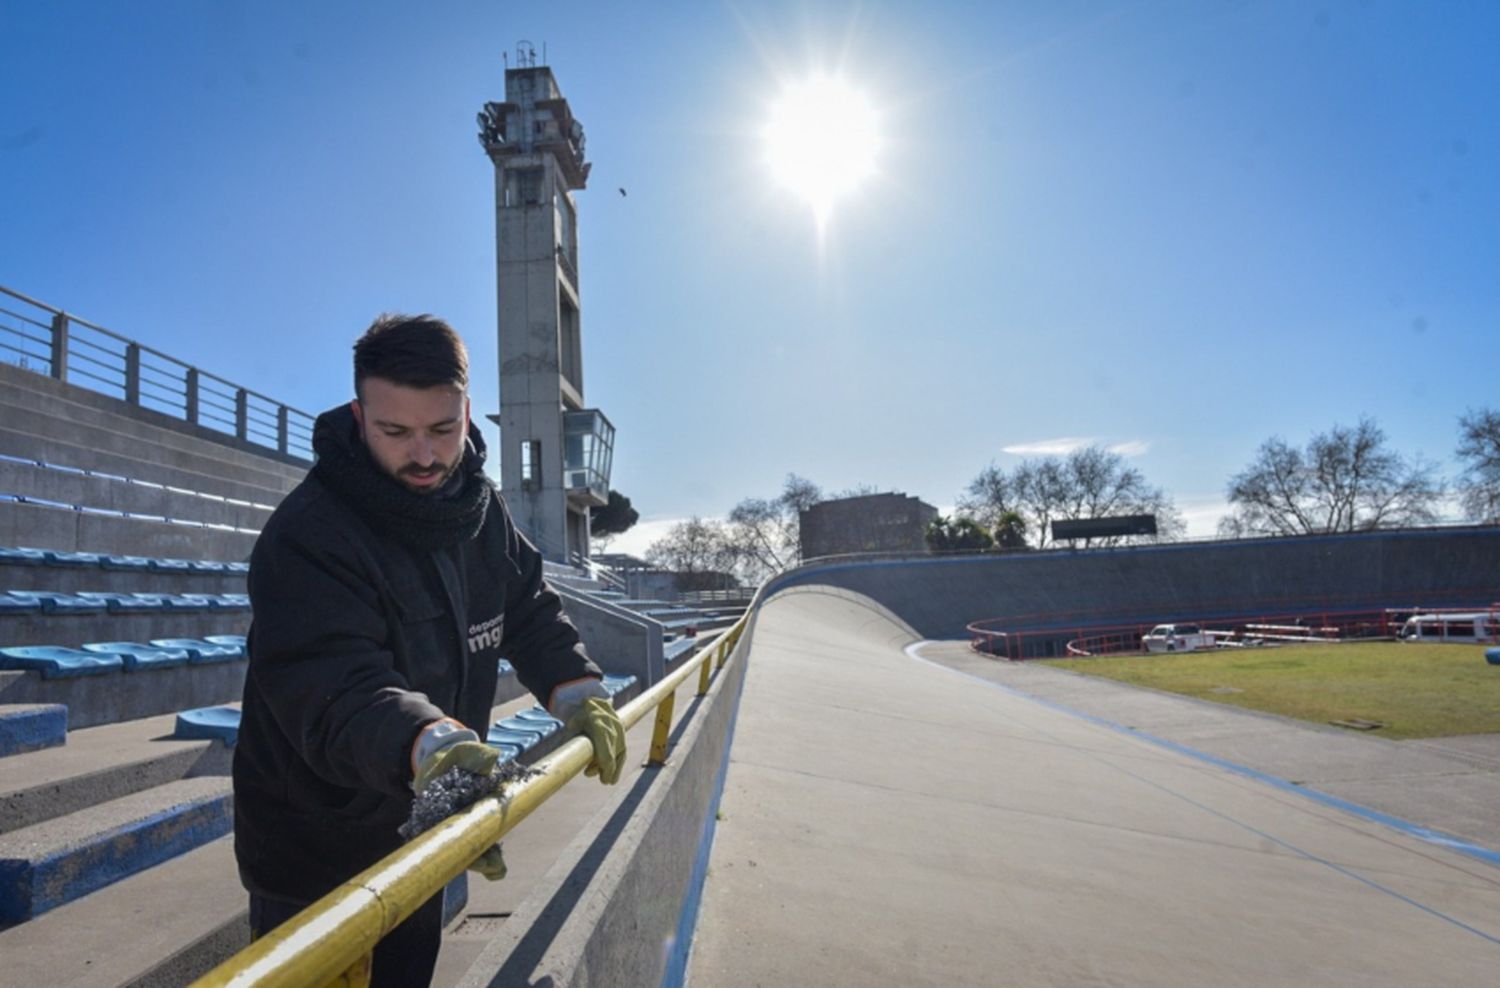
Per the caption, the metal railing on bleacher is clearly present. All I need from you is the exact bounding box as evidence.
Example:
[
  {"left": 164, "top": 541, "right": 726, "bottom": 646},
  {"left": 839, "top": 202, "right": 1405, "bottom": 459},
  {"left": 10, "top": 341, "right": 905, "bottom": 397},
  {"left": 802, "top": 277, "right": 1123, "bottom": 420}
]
[
  {"left": 0, "top": 285, "right": 315, "bottom": 463},
  {"left": 191, "top": 608, "right": 752, "bottom": 987}
]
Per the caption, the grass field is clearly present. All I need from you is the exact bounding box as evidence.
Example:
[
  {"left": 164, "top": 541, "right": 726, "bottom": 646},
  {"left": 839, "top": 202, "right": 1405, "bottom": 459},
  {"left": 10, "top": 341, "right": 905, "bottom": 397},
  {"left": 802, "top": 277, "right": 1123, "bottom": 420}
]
[{"left": 1047, "top": 641, "right": 1500, "bottom": 740}]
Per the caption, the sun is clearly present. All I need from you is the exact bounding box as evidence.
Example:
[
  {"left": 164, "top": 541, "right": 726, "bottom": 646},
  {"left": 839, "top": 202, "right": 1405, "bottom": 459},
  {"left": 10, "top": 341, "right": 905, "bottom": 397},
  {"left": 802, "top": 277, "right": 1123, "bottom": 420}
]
[{"left": 763, "top": 74, "right": 880, "bottom": 229}]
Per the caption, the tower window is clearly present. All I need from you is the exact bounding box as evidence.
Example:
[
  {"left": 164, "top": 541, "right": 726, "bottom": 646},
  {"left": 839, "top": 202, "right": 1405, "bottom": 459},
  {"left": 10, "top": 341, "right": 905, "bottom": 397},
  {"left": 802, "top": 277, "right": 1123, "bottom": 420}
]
[
  {"left": 520, "top": 439, "right": 541, "bottom": 489},
  {"left": 506, "top": 167, "right": 544, "bottom": 207}
]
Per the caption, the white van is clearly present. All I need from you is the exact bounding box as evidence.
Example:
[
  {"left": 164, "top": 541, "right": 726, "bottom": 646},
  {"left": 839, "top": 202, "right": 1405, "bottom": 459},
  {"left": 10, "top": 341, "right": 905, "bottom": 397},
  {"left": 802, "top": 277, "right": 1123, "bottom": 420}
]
[
  {"left": 1398, "top": 610, "right": 1500, "bottom": 644},
  {"left": 1141, "top": 623, "right": 1216, "bottom": 653}
]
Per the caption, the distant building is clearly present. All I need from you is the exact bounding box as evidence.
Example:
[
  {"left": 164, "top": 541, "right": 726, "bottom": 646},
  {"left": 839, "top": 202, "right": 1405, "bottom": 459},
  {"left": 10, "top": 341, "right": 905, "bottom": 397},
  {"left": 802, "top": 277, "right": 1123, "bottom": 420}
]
[{"left": 799, "top": 493, "right": 938, "bottom": 560}]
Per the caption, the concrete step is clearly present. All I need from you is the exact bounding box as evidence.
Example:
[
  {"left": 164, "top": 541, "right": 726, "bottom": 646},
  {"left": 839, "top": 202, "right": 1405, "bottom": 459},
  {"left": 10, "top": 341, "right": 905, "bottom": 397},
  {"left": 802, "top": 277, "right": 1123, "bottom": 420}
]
[
  {"left": 0, "top": 498, "right": 259, "bottom": 561},
  {"left": 0, "top": 459, "right": 273, "bottom": 531},
  {"left": 0, "top": 390, "right": 304, "bottom": 496},
  {"left": 0, "top": 834, "right": 249, "bottom": 988},
  {"left": 0, "top": 653, "right": 247, "bottom": 730},
  {"left": 0, "top": 712, "right": 226, "bottom": 834},
  {"left": 0, "top": 776, "right": 233, "bottom": 923},
  {"left": 0, "top": 704, "right": 67, "bottom": 759},
  {"left": 0, "top": 361, "right": 309, "bottom": 489},
  {"left": 0, "top": 425, "right": 292, "bottom": 509},
  {"left": 0, "top": 606, "right": 250, "bottom": 650}
]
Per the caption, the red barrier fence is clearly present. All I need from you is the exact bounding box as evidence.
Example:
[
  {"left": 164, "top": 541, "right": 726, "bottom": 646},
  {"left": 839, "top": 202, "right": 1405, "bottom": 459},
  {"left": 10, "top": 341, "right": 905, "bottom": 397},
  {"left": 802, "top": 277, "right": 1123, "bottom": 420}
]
[{"left": 969, "top": 606, "right": 1427, "bottom": 661}]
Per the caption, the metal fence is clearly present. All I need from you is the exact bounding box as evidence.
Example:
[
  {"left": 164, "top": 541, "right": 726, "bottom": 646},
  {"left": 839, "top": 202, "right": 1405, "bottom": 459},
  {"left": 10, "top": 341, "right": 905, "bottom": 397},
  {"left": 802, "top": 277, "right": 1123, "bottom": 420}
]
[{"left": 0, "top": 285, "right": 314, "bottom": 462}]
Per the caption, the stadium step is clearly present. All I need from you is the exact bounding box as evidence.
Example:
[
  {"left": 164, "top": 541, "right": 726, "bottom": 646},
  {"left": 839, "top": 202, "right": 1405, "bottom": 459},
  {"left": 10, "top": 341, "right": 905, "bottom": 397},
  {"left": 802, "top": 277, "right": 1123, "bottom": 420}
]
[
  {"left": 0, "top": 711, "right": 225, "bottom": 834},
  {"left": 0, "top": 703, "right": 66, "bottom": 758},
  {"left": 0, "top": 776, "right": 232, "bottom": 922},
  {"left": 0, "top": 833, "right": 249, "bottom": 988}
]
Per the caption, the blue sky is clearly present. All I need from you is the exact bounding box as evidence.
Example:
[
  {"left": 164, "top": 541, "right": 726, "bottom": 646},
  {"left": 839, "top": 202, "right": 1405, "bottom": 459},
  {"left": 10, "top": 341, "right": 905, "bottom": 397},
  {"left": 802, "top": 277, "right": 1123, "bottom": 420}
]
[{"left": 3, "top": 1, "right": 1497, "bottom": 555}]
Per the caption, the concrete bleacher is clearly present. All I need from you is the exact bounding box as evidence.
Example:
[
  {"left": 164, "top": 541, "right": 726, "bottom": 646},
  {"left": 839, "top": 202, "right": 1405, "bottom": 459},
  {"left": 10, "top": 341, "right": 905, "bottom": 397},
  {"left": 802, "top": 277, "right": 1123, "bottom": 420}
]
[{"left": 0, "top": 357, "right": 674, "bottom": 983}]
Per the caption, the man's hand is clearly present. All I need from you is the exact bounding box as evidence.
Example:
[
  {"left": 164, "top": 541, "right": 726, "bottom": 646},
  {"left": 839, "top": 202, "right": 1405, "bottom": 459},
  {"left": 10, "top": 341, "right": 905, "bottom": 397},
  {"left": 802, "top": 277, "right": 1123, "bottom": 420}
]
[
  {"left": 549, "top": 679, "right": 627, "bottom": 785},
  {"left": 410, "top": 718, "right": 508, "bottom": 881},
  {"left": 411, "top": 717, "right": 495, "bottom": 792},
  {"left": 571, "top": 697, "right": 626, "bottom": 784}
]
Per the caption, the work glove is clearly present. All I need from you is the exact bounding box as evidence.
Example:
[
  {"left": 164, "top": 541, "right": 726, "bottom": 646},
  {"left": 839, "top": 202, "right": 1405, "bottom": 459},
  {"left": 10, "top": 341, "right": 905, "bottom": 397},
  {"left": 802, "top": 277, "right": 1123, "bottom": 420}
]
[
  {"left": 549, "top": 678, "right": 627, "bottom": 785},
  {"left": 410, "top": 718, "right": 508, "bottom": 881}
]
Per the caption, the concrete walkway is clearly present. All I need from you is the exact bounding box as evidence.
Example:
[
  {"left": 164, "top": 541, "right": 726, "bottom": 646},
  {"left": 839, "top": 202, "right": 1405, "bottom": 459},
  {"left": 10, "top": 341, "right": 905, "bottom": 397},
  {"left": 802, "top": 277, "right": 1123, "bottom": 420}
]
[{"left": 687, "top": 585, "right": 1500, "bottom": 987}]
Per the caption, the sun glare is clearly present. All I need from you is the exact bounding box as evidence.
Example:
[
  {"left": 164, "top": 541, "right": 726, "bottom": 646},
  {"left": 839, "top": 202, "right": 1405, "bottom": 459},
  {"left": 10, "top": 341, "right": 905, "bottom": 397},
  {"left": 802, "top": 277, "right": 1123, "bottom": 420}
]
[{"left": 764, "top": 75, "right": 880, "bottom": 229}]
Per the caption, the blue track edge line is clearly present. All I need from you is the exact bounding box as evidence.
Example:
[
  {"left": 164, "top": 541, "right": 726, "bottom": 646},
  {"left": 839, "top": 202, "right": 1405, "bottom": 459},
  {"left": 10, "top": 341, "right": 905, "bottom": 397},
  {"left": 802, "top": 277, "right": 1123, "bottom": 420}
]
[
  {"left": 661, "top": 666, "right": 748, "bottom": 988},
  {"left": 905, "top": 642, "right": 1500, "bottom": 871}
]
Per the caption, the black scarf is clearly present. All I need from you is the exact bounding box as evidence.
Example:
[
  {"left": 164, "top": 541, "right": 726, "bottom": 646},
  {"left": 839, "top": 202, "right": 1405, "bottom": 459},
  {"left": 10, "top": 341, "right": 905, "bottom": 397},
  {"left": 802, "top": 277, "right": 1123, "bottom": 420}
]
[{"left": 311, "top": 404, "right": 491, "bottom": 550}]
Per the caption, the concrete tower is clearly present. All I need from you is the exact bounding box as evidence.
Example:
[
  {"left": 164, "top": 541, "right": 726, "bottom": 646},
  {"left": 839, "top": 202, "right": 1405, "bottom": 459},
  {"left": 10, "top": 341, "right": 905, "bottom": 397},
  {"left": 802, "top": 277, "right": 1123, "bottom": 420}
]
[{"left": 479, "top": 47, "right": 614, "bottom": 563}]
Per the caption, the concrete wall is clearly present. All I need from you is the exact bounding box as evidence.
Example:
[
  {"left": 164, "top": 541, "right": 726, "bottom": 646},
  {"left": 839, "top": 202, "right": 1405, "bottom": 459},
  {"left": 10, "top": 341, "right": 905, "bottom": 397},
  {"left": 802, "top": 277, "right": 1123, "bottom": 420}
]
[
  {"left": 457, "top": 621, "right": 751, "bottom": 988},
  {"left": 766, "top": 526, "right": 1500, "bottom": 640},
  {"left": 557, "top": 587, "right": 664, "bottom": 686},
  {"left": 0, "top": 661, "right": 247, "bottom": 729}
]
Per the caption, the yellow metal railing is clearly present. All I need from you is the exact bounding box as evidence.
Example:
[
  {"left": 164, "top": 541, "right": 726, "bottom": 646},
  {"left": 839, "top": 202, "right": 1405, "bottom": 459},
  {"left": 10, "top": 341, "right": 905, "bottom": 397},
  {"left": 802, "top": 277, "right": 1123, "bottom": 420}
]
[{"left": 192, "top": 614, "right": 749, "bottom": 988}]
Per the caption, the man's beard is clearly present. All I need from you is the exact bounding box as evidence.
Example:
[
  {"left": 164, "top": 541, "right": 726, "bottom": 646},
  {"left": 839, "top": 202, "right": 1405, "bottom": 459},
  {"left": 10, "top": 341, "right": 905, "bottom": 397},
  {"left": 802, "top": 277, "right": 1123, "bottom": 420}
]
[{"left": 396, "top": 456, "right": 460, "bottom": 494}]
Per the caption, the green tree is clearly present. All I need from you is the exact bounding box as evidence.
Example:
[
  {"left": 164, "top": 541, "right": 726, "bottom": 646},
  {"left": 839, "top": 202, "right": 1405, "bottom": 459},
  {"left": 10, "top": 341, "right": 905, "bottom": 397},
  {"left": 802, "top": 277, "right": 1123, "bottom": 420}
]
[
  {"left": 590, "top": 489, "right": 639, "bottom": 544},
  {"left": 926, "top": 515, "right": 994, "bottom": 552},
  {"left": 993, "top": 510, "right": 1027, "bottom": 549}
]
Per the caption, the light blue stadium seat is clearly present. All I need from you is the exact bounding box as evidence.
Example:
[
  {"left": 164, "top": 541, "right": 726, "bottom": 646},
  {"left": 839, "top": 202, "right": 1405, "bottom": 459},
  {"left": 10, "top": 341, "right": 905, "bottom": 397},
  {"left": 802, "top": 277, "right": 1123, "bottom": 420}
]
[
  {"left": 41, "top": 549, "right": 103, "bottom": 568},
  {"left": 512, "top": 707, "right": 565, "bottom": 733},
  {"left": 188, "top": 560, "right": 230, "bottom": 574},
  {"left": 225, "top": 561, "right": 251, "bottom": 574},
  {"left": 497, "top": 659, "right": 515, "bottom": 677},
  {"left": 82, "top": 641, "right": 193, "bottom": 670},
  {"left": 495, "top": 716, "right": 555, "bottom": 741},
  {"left": 0, "top": 646, "right": 124, "bottom": 678},
  {"left": 0, "top": 594, "right": 41, "bottom": 614},
  {"left": 150, "top": 638, "right": 244, "bottom": 663},
  {"left": 204, "top": 634, "right": 248, "bottom": 650},
  {"left": 101, "top": 555, "right": 154, "bottom": 572},
  {"left": 173, "top": 705, "right": 241, "bottom": 745},
  {"left": 216, "top": 593, "right": 251, "bottom": 609},
  {"left": 75, "top": 592, "right": 166, "bottom": 613},
  {"left": 5, "top": 591, "right": 107, "bottom": 614},
  {"left": 149, "top": 558, "right": 193, "bottom": 574},
  {"left": 601, "top": 674, "right": 637, "bottom": 697},
  {"left": 664, "top": 637, "right": 700, "bottom": 663},
  {"left": 131, "top": 593, "right": 212, "bottom": 611},
  {"left": 177, "top": 593, "right": 229, "bottom": 609},
  {"left": 0, "top": 547, "right": 48, "bottom": 566}
]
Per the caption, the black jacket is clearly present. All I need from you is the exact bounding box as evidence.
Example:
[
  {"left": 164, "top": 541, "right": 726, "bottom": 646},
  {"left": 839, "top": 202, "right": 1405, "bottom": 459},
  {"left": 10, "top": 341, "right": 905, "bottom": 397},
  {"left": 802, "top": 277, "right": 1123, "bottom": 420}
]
[{"left": 232, "top": 405, "right": 597, "bottom": 902}]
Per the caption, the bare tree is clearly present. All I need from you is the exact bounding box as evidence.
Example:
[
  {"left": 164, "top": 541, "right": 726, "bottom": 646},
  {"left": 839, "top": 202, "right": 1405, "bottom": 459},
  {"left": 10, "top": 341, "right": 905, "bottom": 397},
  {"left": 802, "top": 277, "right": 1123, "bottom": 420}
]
[
  {"left": 1220, "top": 417, "right": 1443, "bottom": 536},
  {"left": 644, "top": 516, "right": 736, "bottom": 590},
  {"left": 960, "top": 445, "right": 1182, "bottom": 549},
  {"left": 723, "top": 473, "right": 824, "bottom": 581},
  {"left": 1457, "top": 408, "right": 1500, "bottom": 523}
]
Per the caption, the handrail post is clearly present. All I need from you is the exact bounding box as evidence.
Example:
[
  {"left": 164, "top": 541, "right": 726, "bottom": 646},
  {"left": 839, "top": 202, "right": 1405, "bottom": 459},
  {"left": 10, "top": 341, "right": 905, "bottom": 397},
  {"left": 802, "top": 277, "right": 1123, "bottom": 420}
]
[
  {"left": 697, "top": 650, "right": 713, "bottom": 695},
  {"left": 649, "top": 689, "right": 675, "bottom": 765},
  {"left": 49, "top": 312, "right": 69, "bottom": 380},
  {"left": 277, "top": 405, "right": 290, "bottom": 454},
  {"left": 235, "top": 389, "right": 249, "bottom": 440},
  {"left": 125, "top": 343, "right": 141, "bottom": 404},
  {"left": 185, "top": 368, "right": 200, "bottom": 423}
]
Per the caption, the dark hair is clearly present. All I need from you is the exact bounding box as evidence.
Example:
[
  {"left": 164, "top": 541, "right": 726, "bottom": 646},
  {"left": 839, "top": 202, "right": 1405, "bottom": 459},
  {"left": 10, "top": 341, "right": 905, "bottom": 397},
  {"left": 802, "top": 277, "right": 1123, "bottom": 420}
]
[{"left": 353, "top": 314, "right": 470, "bottom": 398}]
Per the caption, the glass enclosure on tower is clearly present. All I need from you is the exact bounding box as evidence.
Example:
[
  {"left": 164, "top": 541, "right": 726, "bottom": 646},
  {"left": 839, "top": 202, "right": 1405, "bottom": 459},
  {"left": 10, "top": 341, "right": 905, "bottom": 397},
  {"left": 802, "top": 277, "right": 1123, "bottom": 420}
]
[{"left": 563, "top": 408, "right": 613, "bottom": 507}]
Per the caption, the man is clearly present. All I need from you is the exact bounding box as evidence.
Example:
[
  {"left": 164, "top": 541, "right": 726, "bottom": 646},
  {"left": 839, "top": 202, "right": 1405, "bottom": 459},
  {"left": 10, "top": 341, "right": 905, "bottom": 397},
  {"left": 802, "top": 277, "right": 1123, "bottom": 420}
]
[{"left": 232, "top": 314, "right": 626, "bottom": 986}]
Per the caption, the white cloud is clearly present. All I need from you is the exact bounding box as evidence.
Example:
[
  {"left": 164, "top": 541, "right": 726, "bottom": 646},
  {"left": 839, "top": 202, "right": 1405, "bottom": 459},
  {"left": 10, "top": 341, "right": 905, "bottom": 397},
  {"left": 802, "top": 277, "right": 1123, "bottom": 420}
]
[
  {"left": 1001, "top": 437, "right": 1094, "bottom": 456},
  {"left": 1177, "top": 495, "right": 1230, "bottom": 538},
  {"left": 1107, "top": 440, "right": 1151, "bottom": 457},
  {"left": 596, "top": 515, "right": 717, "bottom": 560}
]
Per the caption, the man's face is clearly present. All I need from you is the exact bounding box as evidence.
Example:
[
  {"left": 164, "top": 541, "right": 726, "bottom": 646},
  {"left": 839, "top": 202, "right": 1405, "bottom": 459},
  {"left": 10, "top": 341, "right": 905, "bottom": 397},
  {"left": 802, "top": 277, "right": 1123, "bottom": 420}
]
[{"left": 350, "top": 378, "right": 470, "bottom": 495}]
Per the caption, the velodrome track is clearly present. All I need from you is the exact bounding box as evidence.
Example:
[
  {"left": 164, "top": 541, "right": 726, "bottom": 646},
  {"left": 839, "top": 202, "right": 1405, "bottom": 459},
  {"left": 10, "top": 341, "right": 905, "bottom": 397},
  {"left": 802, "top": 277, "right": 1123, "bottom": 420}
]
[{"left": 687, "top": 586, "right": 1500, "bottom": 986}]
